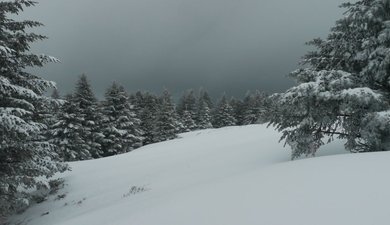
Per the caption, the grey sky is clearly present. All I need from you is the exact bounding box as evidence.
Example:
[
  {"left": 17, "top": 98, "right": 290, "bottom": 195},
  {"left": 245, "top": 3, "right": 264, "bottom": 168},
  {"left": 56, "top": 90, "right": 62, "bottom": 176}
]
[{"left": 23, "top": 0, "right": 348, "bottom": 98}]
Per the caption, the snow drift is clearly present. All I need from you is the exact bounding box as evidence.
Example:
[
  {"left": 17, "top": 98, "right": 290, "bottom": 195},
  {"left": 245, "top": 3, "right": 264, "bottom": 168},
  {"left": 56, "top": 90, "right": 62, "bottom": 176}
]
[{"left": 9, "top": 125, "right": 390, "bottom": 225}]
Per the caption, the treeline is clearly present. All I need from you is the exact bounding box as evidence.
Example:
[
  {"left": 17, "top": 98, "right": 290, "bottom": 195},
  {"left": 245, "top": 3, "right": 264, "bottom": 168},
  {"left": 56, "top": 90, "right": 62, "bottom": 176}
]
[{"left": 47, "top": 74, "right": 271, "bottom": 162}]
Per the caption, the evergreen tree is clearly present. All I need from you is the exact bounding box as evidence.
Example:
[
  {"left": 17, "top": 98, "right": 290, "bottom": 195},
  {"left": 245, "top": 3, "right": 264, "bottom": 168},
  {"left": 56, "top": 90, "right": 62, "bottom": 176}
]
[
  {"left": 213, "top": 95, "right": 237, "bottom": 128},
  {"left": 197, "top": 100, "right": 213, "bottom": 129},
  {"left": 51, "top": 75, "right": 104, "bottom": 161},
  {"left": 132, "top": 91, "right": 159, "bottom": 145},
  {"left": 229, "top": 97, "right": 244, "bottom": 125},
  {"left": 270, "top": 0, "right": 390, "bottom": 158},
  {"left": 182, "top": 110, "right": 197, "bottom": 131},
  {"left": 177, "top": 89, "right": 198, "bottom": 128},
  {"left": 153, "top": 90, "right": 181, "bottom": 142},
  {"left": 198, "top": 88, "right": 214, "bottom": 109},
  {"left": 0, "top": 1, "right": 66, "bottom": 217},
  {"left": 239, "top": 92, "right": 256, "bottom": 125},
  {"left": 50, "top": 94, "right": 92, "bottom": 161},
  {"left": 101, "top": 83, "right": 143, "bottom": 156},
  {"left": 73, "top": 74, "right": 104, "bottom": 158},
  {"left": 241, "top": 90, "right": 268, "bottom": 125}
]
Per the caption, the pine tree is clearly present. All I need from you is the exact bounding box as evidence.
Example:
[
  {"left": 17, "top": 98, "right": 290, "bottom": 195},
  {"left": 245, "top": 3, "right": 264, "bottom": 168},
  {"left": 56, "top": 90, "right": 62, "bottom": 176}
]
[
  {"left": 197, "top": 100, "right": 213, "bottom": 129},
  {"left": 74, "top": 75, "right": 104, "bottom": 158},
  {"left": 50, "top": 94, "right": 92, "bottom": 161},
  {"left": 241, "top": 90, "right": 268, "bottom": 125},
  {"left": 270, "top": 0, "right": 390, "bottom": 158},
  {"left": 153, "top": 90, "right": 181, "bottom": 142},
  {"left": 229, "top": 97, "right": 244, "bottom": 125},
  {"left": 213, "top": 95, "right": 237, "bottom": 128},
  {"left": 198, "top": 88, "right": 213, "bottom": 109},
  {"left": 182, "top": 110, "right": 197, "bottom": 131},
  {"left": 101, "top": 83, "right": 143, "bottom": 156},
  {"left": 177, "top": 89, "right": 198, "bottom": 129},
  {"left": 131, "top": 91, "right": 159, "bottom": 145},
  {"left": 0, "top": 1, "right": 67, "bottom": 217},
  {"left": 51, "top": 75, "right": 104, "bottom": 161}
]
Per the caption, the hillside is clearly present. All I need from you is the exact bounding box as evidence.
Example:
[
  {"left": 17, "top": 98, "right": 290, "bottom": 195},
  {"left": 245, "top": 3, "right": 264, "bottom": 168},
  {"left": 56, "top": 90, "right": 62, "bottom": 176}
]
[{"left": 9, "top": 125, "right": 390, "bottom": 225}]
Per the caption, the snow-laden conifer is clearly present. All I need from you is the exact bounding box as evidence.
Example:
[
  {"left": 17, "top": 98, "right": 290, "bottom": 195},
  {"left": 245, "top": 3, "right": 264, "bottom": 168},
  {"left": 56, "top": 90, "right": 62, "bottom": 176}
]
[
  {"left": 131, "top": 91, "right": 159, "bottom": 145},
  {"left": 0, "top": 1, "right": 66, "bottom": 217},
  {"left": 101, "top": 83, "right": 143, "bottom": 156},
  {"left": 197, "top": 100, "right": 213, "bottom": 129},
  {"left": 177, "top": 89, "right": 198, "bottom": 129},
  {"left": 51, "top": 75, "right": 104, "bottom": 161},
  {"left": 213, "top": 95, "right": 237, "bottom": 128},
  {"left": 153, "top": 90, "right": 181, "bottom": 142},
  {"left": 270, "top": 0, "right": 390, "bottom": 158}
]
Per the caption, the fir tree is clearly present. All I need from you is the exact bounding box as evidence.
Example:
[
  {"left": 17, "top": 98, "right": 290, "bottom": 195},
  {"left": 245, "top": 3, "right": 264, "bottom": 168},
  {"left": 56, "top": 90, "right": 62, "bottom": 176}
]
[
  {"left": 270, "top": 0, "right": 390, "bottom": 158},
  {"left": 213, "top": 95, "right": 237, "bottom": 128},
  {"left": 101, "top": 83, "right": 143, "bottom": 156},
  {"left": 132, "top": 91, "right": 159, "bottom": 145},
  {"left": 0, "top": 1, "right": 66, "bottom": 217},
  {"left": 73, "top": 74, "right": 104, "bottom": 158},
  {"left": 177, "top": 89, "right": 198, "bottom": 129},
  {"left": 229, "top": 97, "right": 244, "bottom": 125},
  {"left": 153, "top": 90, "right": 181, "bottom": 142},
  {"left": 51, "top": 75, "right": 104, "bottom": 161},
  {"left": 182, "top": 110, "right": 197, "bottom": 131},
  {"left": 197, "top": 100, "right": 213, "bottom": 129},
  {"left": 198, "top": 88, "right": 213, "bottom": 109},
  {"left": 50, "top": 94, "right": 92, "bottom": 161}
]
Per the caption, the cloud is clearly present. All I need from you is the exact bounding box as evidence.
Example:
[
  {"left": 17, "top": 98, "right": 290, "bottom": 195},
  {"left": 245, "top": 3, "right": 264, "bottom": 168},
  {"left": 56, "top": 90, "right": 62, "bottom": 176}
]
[{"left": 25, "top": 0, "right": 346, "bottom": 98}]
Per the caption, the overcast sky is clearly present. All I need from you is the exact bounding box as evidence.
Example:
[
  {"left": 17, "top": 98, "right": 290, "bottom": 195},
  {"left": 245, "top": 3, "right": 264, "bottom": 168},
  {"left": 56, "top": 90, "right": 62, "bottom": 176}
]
[{"left": 23, "top": 0, "right": 348, "bottom": 98}]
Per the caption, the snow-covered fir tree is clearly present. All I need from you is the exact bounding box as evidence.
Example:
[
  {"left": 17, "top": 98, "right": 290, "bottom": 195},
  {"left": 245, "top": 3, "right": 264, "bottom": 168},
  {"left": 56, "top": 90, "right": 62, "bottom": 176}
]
[
  {"left": 270, "top": 0, "right": 390, "bottom": 158},
  {"left": 229, "top": 97, "right": 244, "bottom": 125},
  {"left": 0, "top": 1, "right": 67, "bottom": 218},
  {"left": 51, "top": 75, "right": 104, "bottom": 161},
  {"left": 101, "top": 83, "right": 143, "bottom": 156},
  {"left": 213, "top": 95, "right": 237, "bottom": 128},
  {"left": 153, "top": 90, "right": 181, "bottom": 142},
  {"left": 73, "top": 75, "right": 105, "bottom": 158},
  {"left": 177, "top": 89, "right": 198, "bottom": 129},
  {"left": 131, "top": 91, "right": 159, "bottom": 145},
  {"left": 241, "top": 91, "right": 268, "bottom": 125},
  {"left": 50, "top": 94, "right": 92, "bottom": 161},
  {"left": 182, "top": 110, "right": 197, "bottom": 131},
  {"left": 198, "top": 88, "right": 213, "bottom": 109},
  {"left": 196, "top": 100, "right": 213, "bottom": 129}
]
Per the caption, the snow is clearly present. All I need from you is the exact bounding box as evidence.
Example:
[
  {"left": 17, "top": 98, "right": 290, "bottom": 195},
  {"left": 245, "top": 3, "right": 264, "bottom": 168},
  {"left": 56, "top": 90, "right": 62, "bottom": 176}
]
[{"left": 9, "top": 125, "right": 390, "bottom": 225}]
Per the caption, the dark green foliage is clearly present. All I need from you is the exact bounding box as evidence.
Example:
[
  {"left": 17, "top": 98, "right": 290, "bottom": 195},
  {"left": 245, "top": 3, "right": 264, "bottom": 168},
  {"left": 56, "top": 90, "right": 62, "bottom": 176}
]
[
  {"left": 0, "top": 1, "right": 67, "bottom": 218},
  {"left": 270, "top": 0, "right": 390, "bottom": 158},
  {"left": 51, "top": 75, "right": 104, "bottom": 161},
  {"left": 213, "top": 95, "right": 237, "bottom": 128},
  {"left": 101, "top": 83, "right": 143, "bottom": 156},
  {"left": 152, "top": 90, "right": 181, "bottom": 142}
]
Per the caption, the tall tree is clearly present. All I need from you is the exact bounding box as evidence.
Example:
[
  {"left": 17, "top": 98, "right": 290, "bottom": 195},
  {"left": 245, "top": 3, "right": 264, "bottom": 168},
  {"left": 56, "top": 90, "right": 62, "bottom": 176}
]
[
  {"left": 101, "top": 83, "right": 143, "bottom": 156},
  {"left": 197, "top": 100, "right": 213, "bottom": 129},
  {"left": 131, "top": 91, "right": 159, "bottom": 145},
  {"left": 0, "top": 1, "right": 66, "bottom": 217},
  {"left": 73, "top": 74, "right": 104, "bottom": 158},
  {"left": 51, "top": 75, "right": 104, "bottom": 161},
  {"left": 153, "top": 90, "right": 181, "bottom": 142},
  {"left": 177, "top": 89, "right": 198, "bottom": 129},
  {"left": 50, "top": 94, "right": 92, "bottom": 161},
  {"left": 213, "top": 95, "right": 237, "bottom": 128},
  {"left": 270, "top": 0, "right": 390, "bottom": 158}
]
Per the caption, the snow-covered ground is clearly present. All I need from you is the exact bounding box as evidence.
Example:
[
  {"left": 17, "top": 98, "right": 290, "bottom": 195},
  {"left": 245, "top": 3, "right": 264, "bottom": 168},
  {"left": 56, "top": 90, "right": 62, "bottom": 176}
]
[{"left": 9, "top": 125, "right": 390, "bottom": 225}]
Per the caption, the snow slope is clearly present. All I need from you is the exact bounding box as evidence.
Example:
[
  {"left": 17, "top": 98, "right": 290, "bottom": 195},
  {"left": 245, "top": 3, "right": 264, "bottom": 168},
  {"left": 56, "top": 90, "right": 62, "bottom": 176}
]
[{"left": 9, "top": 125, "right": 390, "bottom": 225}]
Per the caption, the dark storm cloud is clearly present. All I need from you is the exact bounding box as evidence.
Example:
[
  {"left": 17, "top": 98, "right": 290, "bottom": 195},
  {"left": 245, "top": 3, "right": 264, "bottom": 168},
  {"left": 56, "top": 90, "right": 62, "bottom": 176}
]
[{"left": 23, "top": 0, "right": 347, "bottom": 98}]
